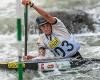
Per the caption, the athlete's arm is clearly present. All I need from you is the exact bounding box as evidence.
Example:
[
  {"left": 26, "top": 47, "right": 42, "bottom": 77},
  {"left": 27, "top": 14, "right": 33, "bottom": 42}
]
[
  {"left": 22, "top": 0, "right": 56, "bottom": 24},
  {"left": 31, "top": 4, "right": 56, "bottom": 24}
]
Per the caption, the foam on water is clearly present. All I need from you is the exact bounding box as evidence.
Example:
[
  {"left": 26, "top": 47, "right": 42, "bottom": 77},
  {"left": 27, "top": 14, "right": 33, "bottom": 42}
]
[
  {"left": 0, "top": 0, "right": 15, "bottom": 8},
  {"left": 0, "top": 33, "right": 100, "bottom": 79},
  {"left": 0, "top": 32, "right": 100, "bottom": 80},
  {"left": 0, "top": 0, "right": 100, "bottom": 80}
]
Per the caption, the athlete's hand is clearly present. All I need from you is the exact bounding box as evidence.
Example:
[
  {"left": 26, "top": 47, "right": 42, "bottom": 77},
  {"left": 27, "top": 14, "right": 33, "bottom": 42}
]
[
  {"left": 22, "top": 0, "right": 34, "bottom": 7},
  {"left": 22, "top": 0, "right": 30, "bottom": 5},
  {"left": 23, "top": 55, "right": 33, "bottom": 61}
]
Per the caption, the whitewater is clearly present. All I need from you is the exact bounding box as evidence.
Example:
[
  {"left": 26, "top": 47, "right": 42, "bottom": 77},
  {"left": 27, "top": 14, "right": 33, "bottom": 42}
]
[{"left": 0, "top": 0, "right": 100, "bottom": 80}]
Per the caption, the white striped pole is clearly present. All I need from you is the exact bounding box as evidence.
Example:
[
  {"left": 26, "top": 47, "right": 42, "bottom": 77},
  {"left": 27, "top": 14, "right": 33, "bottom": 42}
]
[{"left": 16, "top": 0, "right": 23, "bottom": 80}]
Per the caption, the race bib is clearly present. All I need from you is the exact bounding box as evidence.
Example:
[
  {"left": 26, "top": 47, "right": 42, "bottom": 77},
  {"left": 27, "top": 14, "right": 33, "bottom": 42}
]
[{"left": 48, "top": 38, "right": 61, "bottom": 49}]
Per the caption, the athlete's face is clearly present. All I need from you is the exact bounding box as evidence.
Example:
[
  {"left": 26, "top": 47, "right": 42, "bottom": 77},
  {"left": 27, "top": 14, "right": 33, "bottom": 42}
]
[{"left": 40, "top": 23, "right": 52, "bottom": 35}]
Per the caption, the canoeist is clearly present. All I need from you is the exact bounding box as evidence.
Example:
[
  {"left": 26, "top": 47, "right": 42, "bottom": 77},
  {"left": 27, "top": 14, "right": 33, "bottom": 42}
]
[{"left": 22, "top": 0, "right": 83, "bottom": 60}]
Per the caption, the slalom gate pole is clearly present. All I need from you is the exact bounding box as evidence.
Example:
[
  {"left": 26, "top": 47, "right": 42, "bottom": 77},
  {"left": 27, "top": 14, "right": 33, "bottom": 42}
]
[{"left": 16, "top": 0, "right": 23, "bottom": 80}]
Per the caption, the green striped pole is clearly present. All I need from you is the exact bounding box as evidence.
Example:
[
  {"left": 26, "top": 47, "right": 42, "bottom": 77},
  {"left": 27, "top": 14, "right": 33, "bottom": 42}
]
[{"left": 16, "top": 0, "right": 23, "bottom": 80}]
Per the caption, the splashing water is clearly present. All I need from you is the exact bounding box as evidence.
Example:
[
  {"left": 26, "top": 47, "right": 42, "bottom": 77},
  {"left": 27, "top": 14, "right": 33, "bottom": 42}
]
[{"left": 0, "top": 0, "right": 100, "bottom": 80}]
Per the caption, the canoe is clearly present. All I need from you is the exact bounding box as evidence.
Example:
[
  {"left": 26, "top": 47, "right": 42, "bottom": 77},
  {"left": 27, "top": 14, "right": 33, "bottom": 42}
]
[{"left": 0, "top": 58, "right": 100, "bottom": 71}]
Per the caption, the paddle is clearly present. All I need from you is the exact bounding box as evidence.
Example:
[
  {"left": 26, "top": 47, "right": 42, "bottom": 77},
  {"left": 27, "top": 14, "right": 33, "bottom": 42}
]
[
  {"left": 23, "top": 0, "right": 35, "bottom": 59},
  {"left": 24, "top": 4, "right": 28, "bottom": 56},
  {"left": 16, "top": 0, "right": 23, "bottom": 80}
]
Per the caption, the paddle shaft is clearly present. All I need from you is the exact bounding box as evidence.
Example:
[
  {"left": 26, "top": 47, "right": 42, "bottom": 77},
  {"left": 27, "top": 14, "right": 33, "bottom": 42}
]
[{"left": 24, "top": 5, "right": 28, "bottom": 56}]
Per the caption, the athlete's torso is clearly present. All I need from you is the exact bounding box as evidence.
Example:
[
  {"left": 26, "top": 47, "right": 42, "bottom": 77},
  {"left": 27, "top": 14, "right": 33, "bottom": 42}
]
[
  {"left": 43, "top": 33, "right": 80, "bottom": 57},
  {"left": 37, "top": 18, "right": 80, "bottom": 57}
]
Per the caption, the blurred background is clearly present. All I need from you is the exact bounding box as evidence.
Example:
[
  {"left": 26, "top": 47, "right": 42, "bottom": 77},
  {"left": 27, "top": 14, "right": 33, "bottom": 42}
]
[{"left": 0, "top": 0, "right": 100, "bottom": 34}]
